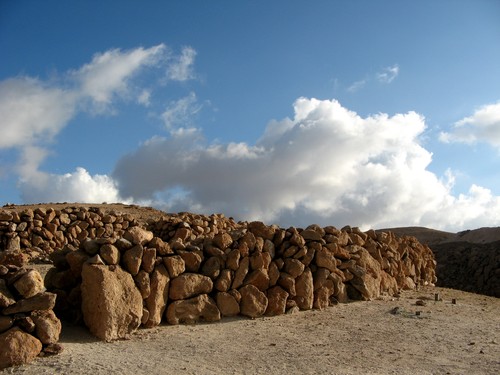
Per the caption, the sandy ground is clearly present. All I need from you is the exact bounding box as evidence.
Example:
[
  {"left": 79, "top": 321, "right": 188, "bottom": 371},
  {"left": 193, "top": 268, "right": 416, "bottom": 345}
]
[{"left": 3, "top": 287, "right": 499, "bottom": 375}]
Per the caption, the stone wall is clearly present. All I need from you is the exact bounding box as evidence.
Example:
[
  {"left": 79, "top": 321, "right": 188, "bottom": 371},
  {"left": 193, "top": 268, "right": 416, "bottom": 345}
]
[
  {"left": 0, "top": 206, "right": 437, "bottom": 368},
  {"left": 0, "top": 265, "right": 62, "bottom": 369}
]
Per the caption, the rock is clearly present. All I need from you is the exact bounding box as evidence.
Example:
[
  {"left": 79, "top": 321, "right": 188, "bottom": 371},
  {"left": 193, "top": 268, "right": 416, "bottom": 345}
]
[
  {"left": 212, "top": 232, "right": 233, "bottom": 250},
  {"left": 124, "top": 227, "right": 154, "bottom": 245},
  {"left": 163, "top": 256, "right": 185, "bottom": 278},
  {"left": 7, "top": 236, "right": 21, "bottom": 252},
  {"left": 201, "top": 256, "right": 222, "bottom": 279},
  {"left": 43, "top": 343, "right": 64, "bottom": 356},
  {"left": 300, "top": 229, "right": 324, "bottom": 242},
  {"left": 3, "top": 292, "right": 56, "bottom": 315},
  {"left": 178, "top": 252, "right": 202, "bottom": 272},
  {"left": 315, "top": 246, "right": 338, "bottom": 272},
  {"left": 148, "top": 237, "right": 173, "bottom": 256},
  {"left": 214, "top": 269, "right": 232, "bottom": 292},
  {"left": 141, "top": 247, "right": 156, "bottom": 273},
  {"left": 250, "top": 252, "right": 272, "bottom": 270},
  {"left": 0, "top": 327, "right": 42, "bottom": 369},
  {"left": 231, "top": 256, "right": 249, "bottom": 289},
  {"left": 123, "top": 245, "right": 143, "bottom": 276},
  {"left": 166, "top": 294, "right": 220, "bottom": 325},
  {"left": 81, "top": 264, "right": 143, "bottom": 341},
  {"left": 13, "top": 269, "right": 45, "bottom": 299},
  {"left": 247, "top": 221, "right": 275, "bottom": 241},
  {"left": 265, "top": 286, "right": 289, "bottom": 316},
  {"left": 0, "top": 316, "right": 13, "bottom": 333},
  {"left": 99, "top": 244, "right": 120, "bottom": 265},
  {"left": 244, "top": 269, "right": 270, "bottom": 291},
  {"left": 0, "top": 279, "right": 16, "bottom": 308},
  {"left": 144, "top": 264, "right": 170, "bottom": 328},
  {"left": 239, "top": 284, "right": 268, "bottom": 318},
  {"left": 216, "top": 292, "right": 240, "bottom": 317},
  {"left": 294, "top": 268, "right": 314, "bottom": 310},
  {"left": 81, "top": 238, "right": 100, "bottom": 255},
  {"left": 66, "top": 250, "right": 90, "bottom": 275},
  {"left": 31, "top": 310, "right": 62, "bottom": 345},
  {"left": 283, "top": 258, "right": 305, "bottom": 278},
  {"left": 134, "top": 270, "right": 151, "bottom": 299},
  {"left": 348, "top": 248, "right": 382, "bottom": 300},
  {"left": 169, "top": 273, "right": 213, "bottom": 300},
  {"left": 278, "top": 273, "right": 296, "bottom": 296},
  {"left": 226, "top": 249, "right": 241, "bottom": 271}
]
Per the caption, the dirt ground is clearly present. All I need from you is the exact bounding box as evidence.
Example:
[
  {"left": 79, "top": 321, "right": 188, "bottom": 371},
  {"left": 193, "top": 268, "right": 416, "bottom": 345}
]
[{"left": 3, "top": 286, "right": 499, "bottom": 375}]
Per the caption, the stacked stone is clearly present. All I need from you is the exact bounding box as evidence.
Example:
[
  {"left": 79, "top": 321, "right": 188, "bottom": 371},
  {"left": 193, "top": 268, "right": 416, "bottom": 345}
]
[
  {"left": 0, "top": 207, "right": 139, "bottom": 265},
  {"left": 0, "top": 265, "right": 62, "bottom": 369},
  {"left": 45, "top": 215, "right": 436, "bottom": 342}
]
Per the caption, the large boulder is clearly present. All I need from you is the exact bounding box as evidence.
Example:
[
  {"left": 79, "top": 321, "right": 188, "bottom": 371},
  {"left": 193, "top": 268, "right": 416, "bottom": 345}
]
[
  {"left": 294, "top": 268, "right": 314, "bottom": 310},
  {"left": 169, "top": 273, "right": 213, "bottom": 300},
  {"left": 347, "top": 248, "right": 382, "bottom": 300},
  {"left": 31, "top": 310, "right": 62, "bottom": 345},
  {"left": 81, "top": 263, "right": 143, "bottom": 341},
  {"left": 0, "top": 327, "right": 42, "bottom": 369},
  {"left": 166, "top": 294, "right": 220, "bottom": 325},
  {"left": 265, "top": 286, "right": 289, "bottom": 316},
  {"left": 239, "top": 284, "right": 268, "bottom": 318},
  {"left": 13, "top": 269, "right": 45, "bottom": 298},
  {"left": 144, "top": 265, "right": 170, "bottom": 328}
]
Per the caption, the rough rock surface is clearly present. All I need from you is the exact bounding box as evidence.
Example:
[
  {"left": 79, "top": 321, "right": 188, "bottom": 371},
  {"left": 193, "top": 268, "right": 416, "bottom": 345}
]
[
  {"left": 166, "top": 294, "right": 220, "bottom": 325},
  {"left": 0, "top": 327, "right": 42, "bottom": 370}
]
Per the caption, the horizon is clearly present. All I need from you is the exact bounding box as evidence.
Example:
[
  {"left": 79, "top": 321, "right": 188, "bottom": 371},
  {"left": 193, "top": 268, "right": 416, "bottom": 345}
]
[{"left": 1, "top": 1, "right": 500, "bottom": 231}]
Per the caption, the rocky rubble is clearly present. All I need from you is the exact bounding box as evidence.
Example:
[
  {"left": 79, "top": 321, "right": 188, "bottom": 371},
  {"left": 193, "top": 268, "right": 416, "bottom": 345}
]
[{"left": 0, "top": 265, "right": 62, "bottom": 369}]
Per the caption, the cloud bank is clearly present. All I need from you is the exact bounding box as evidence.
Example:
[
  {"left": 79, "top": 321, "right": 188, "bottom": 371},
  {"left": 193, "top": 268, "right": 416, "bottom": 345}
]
[{"left": 113, "top": 98, "right": 500, "bottom": 231}]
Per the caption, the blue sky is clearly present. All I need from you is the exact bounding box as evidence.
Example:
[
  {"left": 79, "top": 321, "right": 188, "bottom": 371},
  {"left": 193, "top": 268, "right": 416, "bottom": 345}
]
[{"left": 1, "top": 0, "right": 500, "bottom": 231}]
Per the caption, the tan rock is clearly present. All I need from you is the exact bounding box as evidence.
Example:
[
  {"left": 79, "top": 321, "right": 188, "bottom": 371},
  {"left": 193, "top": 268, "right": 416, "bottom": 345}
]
[
  {"left": 268, "top": 261, "right": 280, "bottom": 287},
  {"left": 212, "top": 232, "right": 233, "bottom": 250},
  {"left": 265, "top": 286, "right": 289, "bottom": 316},
  {"left": 99, "top": 244, "right": 120, "bottom": 265},
  {"left": 66, "top": 250, "right": 90, "bottom": 275},
  {"left": 81, "top": 264, "right": 143, "bottom": 341},
  {"left": 141, "top": 247, "right": 156, "bottom": 273},
  {"left": 300, "top": 229, "right": 324, "bottom": 242},
  {"left": 315, "top": 246, "right": 338, "bottom": 272},
  {"left": 247, "top": 221, "right": 275, "bottom": 241},
  {"left": 216, "top": 292, "right": 240, "bottom": 317},
  {"left": 166, "top": 294, "right": 220, "bottom": 325},
  {"left": 201, "top": 256, "right": 222, "bottom": 279},
  {"left": 3, "top": 292, "right": 56, "bottom": 315},
  {"left": 169, "top": 273, "right": 213, "bottom": 300},
  {"left": 226, "top": 249, "right": 241, "bottom": 271},
  {"left": 347, "top": 248, "right": 382, "bottom": 300},
  {"left": 31, "top": 310, "right": 62, "bottom": 344},
  {"left": 0, "top": 327, "right": 42, "bottom": 369},
  {"left": 163, "top": 256, "right": 186, "bottom": 278},
  {"left": 278, "top": 272, "right": 296, "bottom": 296},
  {"left": 239, "top": 284, "right": 268, "bottom": 318},
  {"left": 294, "top": 268, "right": 313, "bottom": 310},
  {"left": 244, "top": 269, "right": 270, "bottom": 291},
  {"left": 250, "top": 252, "right": 272, "bottom": 270},
  {"left": 134, "top": 270, "right": 151, "bottom": 299},
  {"left": 178, "top": 252, "right": 202, "bottom": 272},
  {"left": 283, "top": 258, "right": 305, "bottom": 278},
  {"left": 231, "top": 256, "right": 250, "bottom": 289},
  {"left": 145, "top": 264, "right": 170, "bottom": 328},
  {"left": 123, "top": 244, "right": 143, "bottom": 276},
  {"left": 214, "top": 269, "right": 232, "bottom": 292},
  {"left": 124, "top": 226, "right": 154, "bottom": 245}
]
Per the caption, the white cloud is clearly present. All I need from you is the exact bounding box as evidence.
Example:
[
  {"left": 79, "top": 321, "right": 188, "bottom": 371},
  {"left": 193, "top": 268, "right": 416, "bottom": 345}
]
[
  {"left": 165, "top": 46, "right": 197, "bottom": 82},
  {"left": 439, "top": 102, "right": 500, "bottom": 147},
  {"left": 161, "top": 92, "right": 202, "bottom": 131},
  {"left": 376, "top": 64, "right": 399, "bottom": 83},
  {"left": 113, "top": 97, "right": 500, "bottom": 231},
  {"left": 137, "top": 89, "right": 152, "bottom": 106},
  {"left": 347, "top": 79, "right": 366, "bottom": 93},
  {"left": 19, "top": 167, "right": 123, "bottom": 204},
  {"left": 73, "top": 44, "right": 166, "bottom": 112},
  {"left": 0, "top": 77, "right": 77, "bottom": 149}
]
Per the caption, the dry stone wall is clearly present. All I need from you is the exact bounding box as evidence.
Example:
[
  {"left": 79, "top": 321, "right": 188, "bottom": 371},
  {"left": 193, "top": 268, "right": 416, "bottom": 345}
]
[{"left": 0, "top": 265, "right": 62, "bottom": 369}]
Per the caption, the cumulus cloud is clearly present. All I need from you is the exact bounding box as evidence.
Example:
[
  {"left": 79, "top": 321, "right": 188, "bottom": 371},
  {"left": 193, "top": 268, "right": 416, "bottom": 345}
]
[
  {"left": 439, "top": 102, "right": 500, "bottom": 147},
  {"left": 165, "top": 46, "right": 197, "bottom": 82},
  {"left": 376, "top": 64, "right": 399, "bottom": 83},
  {"left": 18, "top": 167, "right": 123, "bottom": 204},
  {"left": 113, "top": 97, "right": 500, "bottom": 231}
]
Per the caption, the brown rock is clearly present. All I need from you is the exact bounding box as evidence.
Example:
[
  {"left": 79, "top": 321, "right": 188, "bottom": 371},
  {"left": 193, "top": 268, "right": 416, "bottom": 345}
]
[
  {"left": 0, "top": 327, "right": 42, "bottom": 369},
  {"left": 99, "top": 244, "right": 120, "bottom": 265},
  {"left": 265, "top": 286, "right": 289, "bottom": 316},
  {"left": 278, "top": 273, "right": 296, "bottom": 296},
  {"left": 66, "top": 250, "right": 90, "bottom": 275},
  {"left": 247, "top": 221, "right": 276, "bottom": 241},
  {"left": 163, "top": 256, "right": 186, "bottom": 278},
  {"left": 81, "top": 264, "right": 143, "bottom": 341},
  {"left": 294, "top": 268, "right": 313, "bottom": 310},
  {"left": 216, "top": 292, "right": 240, "bottom": 317},
  {"left": 201, "top": 256, "right": 222, "bottom": 280},
  {"left": 268, "top": 261, "right": 280, "bottom": 287},
  {"left": 244, "top": 269, "right": 270, "bottom": 291},
  {"left": 148, "top": 237, "right": 173, "bottom": 256},
  {"left": 0, "top": 279, "right": 15, "bottom": 308},
  {"left": 0, "top": 316, "right": 13, "bottom": 333},
  {"left": 325, "top": 243, "right": 351, "bottom": 260},
  {"left": 145, "top": 264, "right": 170, "bottom": 328},
  {"left": 283, "top": 258, "right": 305, "bottom": 278},
  {"left": 214, "top": 269, "right": 232, "bottom": 292},
  {"left": 134, "top": 270, "right": 151, "bottom": 299},
  {"left": 31, "top": 310, "right": 62, "bottom": 345},
  {"left": 42, "top": 343, "right": 64, "bottom": 356},
  {"left": 123, "top": 244, "right": 143, "bottom": 276},
  {"left": 178, "top": 252, "right": 202, "bottom": 272},
  {"left": 239, "top": 284, "right": 268, "bottom": 318},
  {"left": 250, "top": 252, "right": 272, "bottom": 270},
  {"left": 347, "top": 248, "right": 382, "bottom": 300},
  {"left": 169, "top": 273, "right": 213, "bottom": 300},
  {"left": 124, "top": 226, "right": 154, "bottom": 245},
  {"left": 212, "top": 232, "right": 233, "bottom": 250},
  {"left": 166, "top": 294, "right": 220, "bottom": 325},
  {"left": 141, "top": 247, "right": 156, "bottom": 273},
  {"left": 3, "top": 292, "right": 56, "bottom": 315},
  {"left": 300, "top": 229, "right": 324, "bottom": 242},
  {"left": 315, "top": 246, "right": 338, "bottom": 272},
  {"left": 226, "top": 249, "right": 241, "bottom": 271},
  {"left": 231, "top": 256, "right": 250, "bottom": 290}
]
